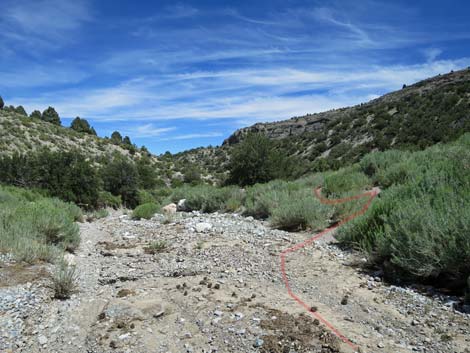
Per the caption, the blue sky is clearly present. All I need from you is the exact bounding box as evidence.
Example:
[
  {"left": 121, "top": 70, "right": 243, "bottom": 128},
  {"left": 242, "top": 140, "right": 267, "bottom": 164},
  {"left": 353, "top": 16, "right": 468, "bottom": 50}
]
[{"left": 1, "top": 0, "right": 470, "bottom": 154}]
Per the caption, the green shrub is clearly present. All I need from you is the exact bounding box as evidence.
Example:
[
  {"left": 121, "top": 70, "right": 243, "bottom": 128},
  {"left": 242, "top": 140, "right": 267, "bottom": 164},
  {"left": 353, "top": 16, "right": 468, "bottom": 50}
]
[
  {"left": 52, "top": 261, "right": 78, "bottom": 299},
  {"left": 168, "top": 185, "right": 242, "bottom": 213},
  {"left": 338, "top": 134, "right": 470, "bottom": 289},
  {"left": 270, "top": 188, "right": 333, "bottom": 231},
  {"left": 244, "top": 180, "right": 290, "bottom": 219},
  {"left": 137, "top": 189, "right": 156, "bottom": 205},
  {"left": 144, "top": 240, "right": 168, "bottom": 254},
  {"left": 98, "top": 191, "right": 121, "bottom": 209},
  {"left": 0, "top": 186, "right": 81, "bottom": 262},
  {"left": 132, "top": 202, "right": 160, "bottom": 220},
  {"left": 323, "top": 166, "right": 371, "bottom": 196},
  {"left": 91, "top": 209, "right": 109, "bottom": 220},
  {"left": 359, "top": 150, "right": 409, "bottom": 181}
]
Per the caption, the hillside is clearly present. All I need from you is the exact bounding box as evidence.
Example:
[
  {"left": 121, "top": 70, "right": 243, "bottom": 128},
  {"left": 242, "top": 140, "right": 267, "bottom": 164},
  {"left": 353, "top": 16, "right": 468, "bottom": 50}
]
[
  {"left": 0, "top": 109, "right": 148, "bottom": 162},
  {"left": 174, "top": 68, "right": 470, "bottom": 180}
]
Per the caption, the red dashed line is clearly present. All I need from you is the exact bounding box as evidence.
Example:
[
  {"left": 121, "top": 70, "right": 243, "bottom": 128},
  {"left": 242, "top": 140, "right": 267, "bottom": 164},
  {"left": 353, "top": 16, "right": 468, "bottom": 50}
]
[{"left": 280, "top": 187, "right": 379, "bottom": 350}]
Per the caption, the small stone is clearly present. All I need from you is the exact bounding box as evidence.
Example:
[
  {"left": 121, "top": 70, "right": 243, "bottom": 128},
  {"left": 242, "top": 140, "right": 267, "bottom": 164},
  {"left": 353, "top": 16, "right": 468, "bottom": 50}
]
[
  {"left": 38, "top": 335, "right": 48, "bottom": 345},
  {"left": 234, "top": 312, "right": 244, "bottom": 320},
  {"left": 213, "top": 283, "right": 220, "bottom": 290},
  {"left": 237, "top": 328, "right": 246, "bottom": 335},
  {"left": 377, "top": 342, "right": 385, "bottom": 348},
  {"left": 253, "top": 338, "right": 264, "bottom": 348},
  {"left": 117, "top": 289, "right": 134, "bottom": 298},
  {"left": 341, "top": 296, "right": 348, "bottom": 305},
  {"left": 214, "top": 310, "right": 223, "bottom": 317}
]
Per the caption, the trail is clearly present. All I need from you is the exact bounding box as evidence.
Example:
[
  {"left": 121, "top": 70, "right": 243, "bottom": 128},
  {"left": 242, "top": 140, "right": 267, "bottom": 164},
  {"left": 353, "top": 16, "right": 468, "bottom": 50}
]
[{"left": 280, "top": 187, "right": 379, "bottom": 350}]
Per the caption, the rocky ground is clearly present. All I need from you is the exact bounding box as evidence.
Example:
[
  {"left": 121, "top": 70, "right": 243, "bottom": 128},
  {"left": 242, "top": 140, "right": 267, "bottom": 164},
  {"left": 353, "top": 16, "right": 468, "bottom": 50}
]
[{"left": 1, "top": 210, "right": 469, "bottom": 353}]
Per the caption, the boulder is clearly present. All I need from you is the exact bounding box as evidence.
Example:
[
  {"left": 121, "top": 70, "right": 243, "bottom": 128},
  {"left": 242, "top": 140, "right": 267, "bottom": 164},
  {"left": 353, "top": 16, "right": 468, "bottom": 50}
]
[
  {"left": 162, "top": 203, "right": 177, "bottom": 214},
  {"left": 177, "top": 199, "right": 189, "bottom": 212}
]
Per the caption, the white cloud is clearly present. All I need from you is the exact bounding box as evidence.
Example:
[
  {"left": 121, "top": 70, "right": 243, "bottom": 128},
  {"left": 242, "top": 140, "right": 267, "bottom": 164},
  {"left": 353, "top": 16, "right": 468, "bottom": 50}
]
[
  {"left": 13, "top": 58, "right": 469, "bottom": 125},
  {"left": 0, "top": 0, "right": 92, "bottom": 49},
  {"left": 423, "top": 48, "right": 443, "bottom": 62},
  {"left": 161, "top": 132, "right": 224, "bottom": 141},
  {"left": 118, "top": 124, "right": 176, "bottom": 138}
]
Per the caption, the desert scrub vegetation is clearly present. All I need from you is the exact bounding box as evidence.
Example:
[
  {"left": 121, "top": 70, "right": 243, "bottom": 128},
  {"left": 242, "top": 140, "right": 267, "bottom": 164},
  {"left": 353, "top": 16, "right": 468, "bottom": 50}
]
[
  {"left": 337, "top": 133, "right": 470, "bottom": 290},
  {"left": 52, "top": 260, "right": 78, "bottom": 299},
  {"left": 144, "top": 240, "right": 168, "bottom": 254},
  {"left": 132, "top": 202, "right": 160, "bottom": 220},
  {"left": 0, "top": 185, "right": 82, "bottom": 263},
  {"left": 167, "top": 185, "right": 244, "bottom": 213}
]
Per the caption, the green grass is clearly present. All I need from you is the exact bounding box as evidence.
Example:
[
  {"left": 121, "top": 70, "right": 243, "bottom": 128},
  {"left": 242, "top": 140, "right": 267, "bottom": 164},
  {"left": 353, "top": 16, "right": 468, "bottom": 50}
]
[
  {"left": 0, "top": 185, "right": 82, "bottom": 263},
  {"left": 132, "top": 202, "right": 160, "bottom": 220}
]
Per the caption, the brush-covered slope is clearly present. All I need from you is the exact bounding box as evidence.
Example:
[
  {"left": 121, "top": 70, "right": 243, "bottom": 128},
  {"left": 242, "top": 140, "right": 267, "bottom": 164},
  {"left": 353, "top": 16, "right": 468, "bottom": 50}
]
[
  {"left": 0, "top": 109, "right": 149, "bottom": 162},
  {"left": 173, "top": 68, "right": 470, "bottom": 180}
]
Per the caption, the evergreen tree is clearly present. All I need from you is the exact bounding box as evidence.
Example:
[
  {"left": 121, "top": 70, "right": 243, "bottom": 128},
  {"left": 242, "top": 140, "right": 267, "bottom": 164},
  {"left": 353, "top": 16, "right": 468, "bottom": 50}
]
[
  {"left": 70, "top": 117, "right": 97, "bottom": 135},
  {"left": 30, "top": 110, "right": 42, "bottom": 119},
  {"left": 136, "top": 155, "right": 158, "bottom": 189},
  {"left": 101, "top": 156, "right": 139, "bottom": 208},
  {"left": 123, "top": 136, "right": 132, "bottom": 145},
  {"left": 41, "top": 106, "right": 61, "bottom": 125},
  {"left": 15, "top": 106, "right": 27, "bottom": 116},
  {"left": 111, "top": 131, "right": 122, "bottom": 144},
  {"left": 0, "top": 96, "right": 4, "bottom": 109},
  {"left": 228, "top": 133, "right": 291, "bottom": 186}
]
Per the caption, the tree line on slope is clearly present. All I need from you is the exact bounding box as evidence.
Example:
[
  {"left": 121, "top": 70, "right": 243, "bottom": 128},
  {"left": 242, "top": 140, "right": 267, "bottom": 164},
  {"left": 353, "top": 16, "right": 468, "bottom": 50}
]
[
  {"left": 0, "top": 95, "right": 140, "bottom": 152},
  {"left": 0, "top": 149, "right": 160, "bottom": 209}
]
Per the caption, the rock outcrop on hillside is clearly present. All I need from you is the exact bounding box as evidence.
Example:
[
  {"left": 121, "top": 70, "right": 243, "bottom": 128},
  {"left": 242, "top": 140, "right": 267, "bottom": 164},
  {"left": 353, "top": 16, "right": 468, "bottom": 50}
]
[{"left": 223, "top": 68, "right": 470, "bottom": 146}]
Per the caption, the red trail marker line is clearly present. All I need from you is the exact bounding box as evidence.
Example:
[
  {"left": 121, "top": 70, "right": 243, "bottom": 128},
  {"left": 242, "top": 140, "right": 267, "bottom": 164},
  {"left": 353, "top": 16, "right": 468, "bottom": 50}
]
[{"left": 279, "top": 187, "right": 379, "bottom": 350}]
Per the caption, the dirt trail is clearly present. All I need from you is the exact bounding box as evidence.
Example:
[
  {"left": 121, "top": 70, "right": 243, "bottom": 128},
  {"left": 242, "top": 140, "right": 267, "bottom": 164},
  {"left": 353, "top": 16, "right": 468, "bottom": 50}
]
[{"left": 1, "top": 209, "right": 469, "bottom": 353}]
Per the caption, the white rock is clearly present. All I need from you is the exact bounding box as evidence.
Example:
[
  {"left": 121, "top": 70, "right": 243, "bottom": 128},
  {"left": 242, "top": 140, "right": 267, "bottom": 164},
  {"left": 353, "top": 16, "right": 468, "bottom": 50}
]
[
  {"left": 162, "top": 203, "right": 177, "bottom": 214},
  {"left": 195, "top": 222, "right": 212, "bottom": 233},
  {"left": 177, "top": 199, "right": 189, "bottom": 211},
  {"left": 63, "top": 253, "right": 76, "bottom": 266},
  {"left": 38, "top": 335, "right": 48, "bottom": 345}
]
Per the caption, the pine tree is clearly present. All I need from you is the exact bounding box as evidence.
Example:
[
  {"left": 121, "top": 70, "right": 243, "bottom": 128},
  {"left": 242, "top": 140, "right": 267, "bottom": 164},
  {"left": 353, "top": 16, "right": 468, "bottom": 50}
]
[
  {"left": 41, "top": 106, "right": 61, "bottom": 125},
  {"left": 111, "top": 131, "right": 122, "bottom": 144},
  {"left": 70, "top": 117, "right": 96, "bottom": 135},
  {"left": 30, "top": 110, "right": 42, "bottom": 119},
  {"left": 15, "top": 106, "right": 27, "bottom": 116}
]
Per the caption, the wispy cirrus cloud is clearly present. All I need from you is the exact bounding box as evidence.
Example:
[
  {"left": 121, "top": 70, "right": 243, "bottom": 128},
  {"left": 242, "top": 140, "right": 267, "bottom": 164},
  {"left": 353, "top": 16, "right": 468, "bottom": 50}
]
[
  {"left": 118, "top": 124, "right": 176, "bottom": 138},
  {"left": 14, "top": 58, "right": 469, "bottom": 126},
  {"left": 162, "top": 132, "right": 224, "bottom": 141},
  {"left": 0, "top": 0, "right": 93, "bottom": 50},
  {"left": 3, "top": 0, "right": 470, "bottom": 153}
]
